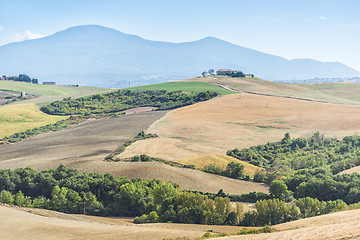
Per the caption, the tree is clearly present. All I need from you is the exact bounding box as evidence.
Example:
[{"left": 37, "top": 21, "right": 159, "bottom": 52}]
[
  {"left": 269, "top": 180, "right": 293, "bottom": 201},
  {"left": 0, "top": 190, "right": 14, "bottom": 204},
  {"left": 224, "top": 161, "right": 244, "bottom": 179},
  {"left": 18, "top": 74, "right": 31, "bottom": 83},
  {"left": 31, "top": 78, "right": 38, "bottom": 84},
  {"left": 208, "top": 69, "right": 215, "bottom": 75},
  {"left": 202, "top": 71, "right": 207, "bottom": 77}
]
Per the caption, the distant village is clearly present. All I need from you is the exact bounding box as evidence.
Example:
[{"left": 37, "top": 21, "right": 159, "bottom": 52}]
[{"left": 203, "top": 69, "right": 254, "bottom": 78}]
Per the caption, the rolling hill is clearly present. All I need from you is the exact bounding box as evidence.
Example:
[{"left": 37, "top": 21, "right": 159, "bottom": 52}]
[
  {"left": 2, "top": 204, "right": 360, "bottom": 240},
  {"left": 0, "top": 25, "right": 358, "bottom": 88},
  {"left": 119, "top": 92, "right": 360, "bottom": 161}
]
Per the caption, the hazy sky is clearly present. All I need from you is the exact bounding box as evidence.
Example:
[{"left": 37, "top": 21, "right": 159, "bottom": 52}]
[{"left": 1, "top": 0, "right": 359, "bottom": 71}]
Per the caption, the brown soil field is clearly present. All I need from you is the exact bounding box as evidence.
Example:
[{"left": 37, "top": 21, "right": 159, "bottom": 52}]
[
  {"left": 119, "top": 93, "right": 360, "bottom": 161},
  {"left": 0, "top": 110, "right": 268, "bottom": 195},
  {"left": 219, "top": 209, "right": 360, "bottom": 240}
]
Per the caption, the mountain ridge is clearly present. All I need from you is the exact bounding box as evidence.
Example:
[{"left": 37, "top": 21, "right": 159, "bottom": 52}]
[{"left": 0, "top": 24, "right": 358, "bottom": 87}]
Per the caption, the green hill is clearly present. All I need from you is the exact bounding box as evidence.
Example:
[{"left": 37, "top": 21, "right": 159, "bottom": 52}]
[
  {"left": 0, "top": 80, "right": 111, "bottom": 105},
  {"left": 127, "top": 81, "right": 234, "bottom": 95}
]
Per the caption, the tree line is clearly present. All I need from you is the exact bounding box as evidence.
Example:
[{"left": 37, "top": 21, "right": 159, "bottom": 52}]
[
  {"left": 1, "top": 165, "right": 360, "bottom": 227},
  {"left": 1, "top": 74, "right": 38, "bottom": 84}
]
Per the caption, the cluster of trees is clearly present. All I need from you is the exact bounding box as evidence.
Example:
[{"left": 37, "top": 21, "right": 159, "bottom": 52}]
[
  {"left": 0, "top": 165, "right": 242, "bottom": 225},
  {"left": 1, "top": 165, "right": 360, "bottom": 227},
  {"left": 203, "top": 161, "right": 250, "bottom": 181},
  {"left": 227, "top": 132, "right": 360, "bottom": 173},
  {"left": 226, "top": 132, "right": 360, "bottom": 204},
  {"left": 2, "top": 74, "right": 38, "bottom": 84},
  {"left": 285, "top": 168, "right": 360, "bottom": 203},
  {"left": 41, "top": 90, "right": 219, "bottom": 115},
  {"left": 202, "top": 69, "right": 215, "bottom": 77}
]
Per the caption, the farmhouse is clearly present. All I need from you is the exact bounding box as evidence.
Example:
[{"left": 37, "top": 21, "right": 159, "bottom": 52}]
[
  {"left": 244, "top": 74, "right": 254, "bottom": 78},
  {"left": 216, "top": 69, "right": 239, "bottom": 75},
  {"left": 42, "top": 82, "right": 56, "bottom": 85}
]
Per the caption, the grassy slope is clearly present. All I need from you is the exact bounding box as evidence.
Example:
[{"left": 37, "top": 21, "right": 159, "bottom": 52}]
[
  {"left": 0, "top": 103, "right": 67, "bottom": 138},
  {"left": 178, "top": 154, "right": 264, "bottom": 177},
  {"left": 0, "top": 81, "right": 111, "bottom": 139},
  {"left": 0, "top": 80, "right": 108, "bottom": 97},
  {"left": 185, "top": 76, "right": 360, "bottom": 104},
  {"left": 127, "top": 81, "right": 234, "bottom": 95},
  {"left": 0, "top": 80, "right": 112, "bottom": 105}
]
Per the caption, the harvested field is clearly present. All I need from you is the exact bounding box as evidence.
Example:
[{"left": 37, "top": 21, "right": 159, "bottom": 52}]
[
  {"left": 2, "top": 204, "right": 360, "bottom": 240},
  {"left": 174, "top": 154, "right": 264, "bottom": 177},
  {"left": 0, "top": 204, "right": 205, "bottom": 240},
  {"left": 119, "top": 93, "right": 360, "bottom": 161},
  {"left": 219, "top": 209, "right": 360, "bottom": 240},
  {"left": 0, "top": 110, "right": 268, "bottom": 195},
  {"left": 184, "top": 76, "right": 360, "bottom": 104}
]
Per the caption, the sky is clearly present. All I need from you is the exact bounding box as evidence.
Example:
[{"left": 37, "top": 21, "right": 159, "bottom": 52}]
[{"left": 0, "top": 0, "right": 359, "bottom": 72}]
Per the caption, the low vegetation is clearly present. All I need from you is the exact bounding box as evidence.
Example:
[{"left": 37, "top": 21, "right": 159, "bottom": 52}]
[
  {"left": 105, "top": 131, "right": 158, "bottom": 161},
  {"left": 41, "top": 90, "right": 219, "bottom": 115}
]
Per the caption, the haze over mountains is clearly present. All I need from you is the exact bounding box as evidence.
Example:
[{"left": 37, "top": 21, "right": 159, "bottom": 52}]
[{"left": 0, "top": 25, "right": 358, "bottom": 88}]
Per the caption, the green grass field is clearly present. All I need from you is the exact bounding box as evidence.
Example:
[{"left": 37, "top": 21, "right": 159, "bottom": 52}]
[
  {"left": 127, "top": 81, "right": 234, "bottom": 95},
  {"left": 0, "top": 81, "right": 112, "bottom": 105},
  {"left": 0, "top": 80, "right": 108, "bottom": 96},
  {"left": 0, "top": 103, "right": 67, "bottom": 138}
]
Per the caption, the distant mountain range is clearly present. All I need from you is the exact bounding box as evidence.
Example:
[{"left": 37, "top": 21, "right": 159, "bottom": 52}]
[{"left": 0, "top": 25, "right": 359, "bottom": 88}]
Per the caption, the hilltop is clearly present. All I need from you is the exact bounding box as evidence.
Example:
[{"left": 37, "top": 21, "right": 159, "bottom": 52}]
[{"left": 0, "top": 25, "right": 358, "bottom": 87}]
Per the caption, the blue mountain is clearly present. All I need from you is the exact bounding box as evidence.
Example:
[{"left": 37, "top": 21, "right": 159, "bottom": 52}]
[{"left": 0, "top": 25, "right": 358, "bottom": 87}]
